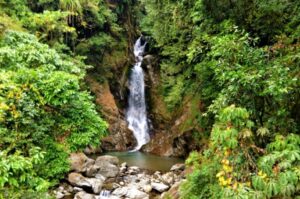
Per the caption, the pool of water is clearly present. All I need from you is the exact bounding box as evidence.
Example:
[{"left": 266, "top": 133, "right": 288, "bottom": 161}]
[{"left": 93, "top": 151, "right": 184, "bottom": 172}]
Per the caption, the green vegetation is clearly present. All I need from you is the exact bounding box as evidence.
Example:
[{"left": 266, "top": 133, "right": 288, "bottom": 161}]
[
  {"left": 0, "top": 0, "right": 124, "bottom": 196},
  {"left": 0, "top": 0, "right": 300, "bottom": 198},
  {"left": 0, "top": 30, "right": 108, "bottom": 197},
  {"left": 140, "top": 0, "right": 300, "bottom": 198}
]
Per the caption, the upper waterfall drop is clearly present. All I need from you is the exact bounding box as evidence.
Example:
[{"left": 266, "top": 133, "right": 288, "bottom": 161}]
[{"left": 126, "top": 37, "right": 150, "bottom": 151}]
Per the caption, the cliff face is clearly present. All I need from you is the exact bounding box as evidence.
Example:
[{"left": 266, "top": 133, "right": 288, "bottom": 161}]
[
  {"left": 140, "top": 55, "right": 200, "bottom": 157},
  {"left": 85, "top": 2, "right": 200, "bottom": 157}
]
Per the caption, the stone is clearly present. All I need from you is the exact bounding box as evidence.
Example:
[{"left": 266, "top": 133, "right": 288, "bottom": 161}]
[
  {"left": 126, "top": 187, "right": 149, "bottom": 199},
  {"left": 96, "top": 155, "right": 119, "bottom": 166},
  {"left": 86, "top": 163, "right": 119, "bottom": 179},
  {"left": 74, "top": 191, "right": 96, "bottom": 199},
  {"left": 84, "top": 146, "right": 102, "bottom": 155},
  {"left": 143, "top": 185, "right": 152, "bottom": 193},
  {"left": 170, "top": 163, "right": 185, "bottom": 172},
  {"left": 112, "top": 187, "right": 127, "bottom": 197},
  {"left": 70, "top": 153, "right": 95, "bottom": 173},
  {"left": 128, "top": 166, "right": 140, "bottom": 175},
  {"left": 112, "top": 186, "right": 149, "bottom": 199},
  {"left": 86, "top": 156, "right": 119, "bottom": 178},
  {"left": 73, "top": 187, "right": 84, "bottom": 193},
  {"left": 151, "top": 182, "right": 170, "bottom": 192},
  {"left": 161, "top": 172, "right": 175, "bottom": 185},
  {"left": 67, "top": 173, "right": 104, "bottom": 194},
  {"left": 54, "top": 191, "right": 64, "bottom": 199}
]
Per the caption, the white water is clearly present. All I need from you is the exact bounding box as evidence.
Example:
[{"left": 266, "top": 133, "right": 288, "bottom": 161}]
[
  {"left": 126, "top": 37, "right": 150, "bottom": 151},
  {"left": 99, "top": 190, "right": 110, "bottom": 199}
]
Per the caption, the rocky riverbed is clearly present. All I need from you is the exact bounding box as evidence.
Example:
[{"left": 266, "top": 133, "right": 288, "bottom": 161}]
[{"left": 53, "top": 153, "right": 186, "bottom": 199}]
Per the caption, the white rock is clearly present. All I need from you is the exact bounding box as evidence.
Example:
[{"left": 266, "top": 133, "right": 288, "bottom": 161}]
[
  {"left": 121, "top": 162, "right": 127, "bottom": 167},
  {"left": 126, "top": 187, "right": 149, "bottom": 199},
  {"left": 68, "top": 173, "right": 104, "bottom": 194},
  {"left": 73, "top": 187, "right": 84, "bottom": 193},
  {"left": 170, "top": 163, "right": 185, "bottom": 171},
  {"left": 151, "top": 182, "right": 169, "bottom": 192},
  {"left": 87, "top": 158, "right": 119, "bottom": 178},
  {"left": 112, "top": 187, "right": 128, "bottom": 197},
  {"left": 161, "top": 172, "right": 175, "bottom": 185},
  {"left": 143, "top": 185, "right": 152, "bottom": 193},
  {"left": 112, "top": 186, "right": 149, "bottom": 199},
  {"left": 74, "top": 191, "right": 96, "bottom": 199},
  {"left": 96, "top": 155, "right": 119, "bottom": 165},
  {"left": 55, "top": 191, "right": 64, "bottom": 199}
]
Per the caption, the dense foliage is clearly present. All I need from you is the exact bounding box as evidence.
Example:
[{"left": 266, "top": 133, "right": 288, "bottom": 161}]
[
  {"left": 140, "top": 0, "right": 300, "bottom": 198},
  {"left": 0, "top": 30, "right": 108, "bottom": 197},
  {"left": 0, "top": 0, "right": 124, "bottom": 196}
]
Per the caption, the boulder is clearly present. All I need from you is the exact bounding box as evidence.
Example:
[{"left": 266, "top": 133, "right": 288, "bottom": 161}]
[
  {"left": 54, "top": 191, "right": 64, "bottom": 199},
  {"left": 84, "top": 146, "right": 102, "bottom": 155},
  {"left": 112, "top": 187, "right": 127, "bottom": 197},
  {"left": 86, "top": 156, "right": 119, "bottom": 178},
  {"left": 143, "top": 184, "right": 152, "bottom": 193},
  {"left": 112, "top": 186, "right": 149, "bottom": 199},
  {"left": 170, "top": 163, "right": 185, "bottom": 172},
  {"left": 151, "top": 182, "right": 169, "bottom": 192},
  {"left": 74, "top": 191, "right": 96, "bottom": 199},
  {"left": 96, "top": 155, "right": 119, "bottom": 165},
  {"left": 161, "top": 172, "right": 175, "bottom": 185},
  {"left": 68, "top": 173, "right": 104, "bottom": 194},
  {"left": 126, "top": 187, "right": 149, "bottom": 199},
  {"left": 70, "top": 153, "right": 95, "bottom": 173}
]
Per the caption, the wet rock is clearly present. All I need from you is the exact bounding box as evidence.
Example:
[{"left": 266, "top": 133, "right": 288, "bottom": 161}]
[
  {"left": 86, "top": 77, "right": 136, "bottom": 151},
  {"left": 86, "top": 156, "right": 119, "bottom": 178},
  {"left": 112, "top": 187, "right": 127, "bottom": 197},
  {"left": 161, "top": 172, "right": 175, "bottom": 185},
  {"left": 151, "top": 182, "right": 169, "bottom": 192},
  {"left": 54, "top": 190, "right": 64, "bottom": 199},
  {"left": 96, "top": 155, "right": 119, "bottom": 166},
  {"left": 84, "top": 146, "right": 102, "bottom": 155},
  {"left": 112, "top": 186, "right": 149, "bottom": 199},
  {"left": 67, "top": 173, "right": 103, "bottom": 194},
  {"left": 120, "top": 163, "right": 127, "bottom": 174},
  {"left": 70, "top": 153, "right": 95, "bottom": 173},
  {"left": 143, "top": 184, "right": 152, "bottom": 193},
  {"left": 126, "top": 187, "right": 149, "bottom": 199},
  {"left": 127, "top": 166, "right": 140, "bottom": 175},
  {"left": 170, "top": 163, "right": 185, "bottom": 172},
  {"left": 73, "top": 187, "right": 84, "bottom": 193},
  {"left": 74, "top": 191, "right": 96, "bottom": 199}
]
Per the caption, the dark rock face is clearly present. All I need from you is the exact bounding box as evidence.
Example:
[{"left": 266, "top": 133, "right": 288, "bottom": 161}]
[
  {"left": 140, "top": 54, "right": 199, "bottom": 157},
  {"left": 85, "top": 77, "right": 136, "bottom": 151}
]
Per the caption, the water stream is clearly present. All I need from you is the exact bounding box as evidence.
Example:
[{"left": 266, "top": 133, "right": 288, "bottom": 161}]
[
  {"left": 102, "top": 151, "right": 184, "bottom": 172},
  {"left": 126, "top": 37, "right": 150, "bottom": 151}
]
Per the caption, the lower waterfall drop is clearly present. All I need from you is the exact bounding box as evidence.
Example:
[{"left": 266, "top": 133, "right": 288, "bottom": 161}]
[{"left": 126, "top": 37, "right": 150, "bottom": 151}]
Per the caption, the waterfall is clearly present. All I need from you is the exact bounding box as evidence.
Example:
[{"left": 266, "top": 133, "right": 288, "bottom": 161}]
[{"left": 126, "top": 37, "right": 150, "bottom": 151}]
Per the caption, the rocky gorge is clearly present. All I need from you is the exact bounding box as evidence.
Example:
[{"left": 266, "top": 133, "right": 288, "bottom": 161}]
[{"left": 54, "top": 153, "right": 186, "bottom": 199}]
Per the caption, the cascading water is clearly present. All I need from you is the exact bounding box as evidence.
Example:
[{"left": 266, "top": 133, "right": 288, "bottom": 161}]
[
  {"left": 99, "top": 190, "right": 110, "bottom": 199},
  {"left": 126, "top": 37, "right": 150, "bottom": 151}
]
